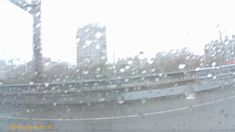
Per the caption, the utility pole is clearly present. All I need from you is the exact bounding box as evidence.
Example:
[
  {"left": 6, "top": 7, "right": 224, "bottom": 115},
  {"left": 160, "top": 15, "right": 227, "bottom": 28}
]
[
  {"left": 9, "top": 0, "right": 43, "bottom": 82},
  {"left": 216, "top": 24, "right": 223, "bottom": 43}
]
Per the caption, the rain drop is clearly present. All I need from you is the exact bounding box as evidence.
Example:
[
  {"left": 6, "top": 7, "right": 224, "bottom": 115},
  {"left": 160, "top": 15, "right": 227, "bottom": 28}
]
[
  {"left": 138, "top": 52, "right": 145, "bottom": 60},
  {"left": 212, "top": 62, "right": 216, "bottom": 67},
  {"left": 185, "top": 93, "right": 195, "bottom": 100},
  {"left": 66, "top": 108, "right": 71, "bottom": 112},
  {"left": 29, "top": 81, "right": 34, "bottom": 85},
  {"left": 99, "top": 98, "right": 105, "bottom": 102},
  {"left": 95, "top": 32, "right": 103, "bottom": 39},
  {"left": 125, "top": 65, "right": 130, "bottom": 70},
  {"left": 148, "top": 59, "right": 154, "bottom": 64},
  {"left": 85, "top": 40, "right": 92, "bottom": 45},
  {"left": 44, "top": 83, "right": 49, "bottom": 87},
  {"left": 151, "top": 69, "right": 156, "bottom": 72},
  {"left": 155, "top": 78, "right": 159, "bottom": 82},
  {"left": 96, "top": 67, "right": 101, "bottom": 72},
  {"left": 128, "top": 60, "right": 133, "bottom": 65},
  {"left": 195, "top": 67, "right": 200, "bottom": 71},
  {"left": 95, "top": 45, "right": 100, "bottom": 49},
  {"left": 142, "top": 70, "right": 146, "bottom": 74},
  {"left": 207, "top": 74, "right": 212, "bottom": 78},
  {"left": 178, "top": 64, "right": 186, "bottom": 70},
  {"left": 64, "top": 90, "right": 68, "bottom": 94},
  {"left": 53, "top": 103, "right": 57, "bottom": 106},
  {"left": 82, "top": 71, "right": 89, "bottom": 75},
  {"left": 120, "top": 68, "right": 125, "bottom": 73},
  {"left": 118, "top": 100, "right": 124, "bottom": 104}
]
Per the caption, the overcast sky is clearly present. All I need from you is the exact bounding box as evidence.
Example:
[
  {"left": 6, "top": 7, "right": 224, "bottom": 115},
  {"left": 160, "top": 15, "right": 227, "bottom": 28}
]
[{"left": 0, "top": 0, "right": 235, "bottom": 64}]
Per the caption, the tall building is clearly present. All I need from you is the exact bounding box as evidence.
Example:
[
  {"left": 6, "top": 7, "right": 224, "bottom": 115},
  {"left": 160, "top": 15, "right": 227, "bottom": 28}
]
[{"left": 76, "top": 23, "right": 107, "bottom": 66}]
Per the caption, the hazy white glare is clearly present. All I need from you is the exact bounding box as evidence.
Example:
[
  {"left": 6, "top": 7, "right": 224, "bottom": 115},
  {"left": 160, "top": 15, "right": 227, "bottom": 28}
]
[{"left": 0, "top": 0, "right": 235, "bottom": 63}]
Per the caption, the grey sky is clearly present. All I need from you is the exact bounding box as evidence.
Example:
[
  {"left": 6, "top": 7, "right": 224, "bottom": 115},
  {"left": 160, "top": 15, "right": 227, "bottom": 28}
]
[{"left": 0, "top": 0, "right": 235, "bottom": 64}]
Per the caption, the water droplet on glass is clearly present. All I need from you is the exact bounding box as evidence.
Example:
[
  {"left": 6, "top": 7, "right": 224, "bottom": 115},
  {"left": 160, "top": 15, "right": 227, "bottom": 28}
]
[
  {"left": 95, "top": 45, "right": 100, "bottom": 49},
  {"left": 53, "top": 103, "right": 57, "bottom": 106},
  {"left": 95, "top": 32, "right": 103, "bottom": 39},
  {"left": 120, "top": 68, "right": 125, "bottom": 73},
  {"left": 29, "top": 81, "right": 34, "bottom": 85},
  {"left": 186, "top": 56, "right": 190, "bottom": 60},
  {"left": 85, "top": 40, "right": 92, "bottom": 46},
  {"left": 118, "top": 100, "right": 124, "bottom": 104},
  {"left": 185, "top": 93, "right": 195, "bottom": 100},
  {"left": 128, "top": 60, "right": 133, "bottom": 65},
  {"left": 82, "top": 71, "right": 89, "bottom": 75},
  {"left": 66, "top": 108, "right": 71, "bottom": 112},
  {"left": 155, "top": 78, "right": 159, "bottom": 82},
  {"left": 212, "top": 62, "right": 216, "bottom": 67},
  {"left": 148, "top": 59, "right": 154, "bottom": 64},
  {"left": 79, "top": 100, "right": 84, "bottom": 104},
  {"left": 44, "top": 83, "right": 49, "bottom": 87},
  {"left": 151, "top": 69, "right": 156, "bottom": 72},
  {"left": 117, "top": 96, "right": 125, "bottom": 104},
  {"left": 64, "top": 90, "right": 68, "bottom": 94},
  {"left": 98, "top": 97, "right": 105, "bottom": 102},
  {"left": 125, "top": 65, "right": 130, "bottom": 70},
  {"left": 96, "top": 67, "right": 101, "bottom": 72},
  {"left": 101, "top": 56, "right": 106, "bottom": 60},
  {"left": 178, "top": 64, "right": 186, "bottom": 70},
  {"left": 142, "top": 70, "right": 146, "bottom": 74},
  {"left": 45, "top": 61, "right": 50, "bottom": 66},
  {"left": 76, "top": 69, "right": 80, "bottom": 73},
  {"left": 207, "top": 74, "right": 212, "bottom": 78},
  {"left": 138, "top": 52, "right": 145, "bottom": 60}
]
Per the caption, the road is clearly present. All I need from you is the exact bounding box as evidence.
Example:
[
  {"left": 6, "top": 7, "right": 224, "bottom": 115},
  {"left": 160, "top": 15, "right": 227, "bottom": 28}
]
[{"left": 1, "top": 81, "right": 235, "bottom": 132}]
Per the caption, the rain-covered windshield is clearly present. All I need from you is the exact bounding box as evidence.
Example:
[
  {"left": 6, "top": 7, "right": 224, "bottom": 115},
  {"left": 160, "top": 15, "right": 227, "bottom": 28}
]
[{"left": 1, "top": 0, "right": 235, "bottom": 132}]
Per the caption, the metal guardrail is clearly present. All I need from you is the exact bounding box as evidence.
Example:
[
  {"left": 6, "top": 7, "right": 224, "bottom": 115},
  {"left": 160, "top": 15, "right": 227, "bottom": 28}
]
[
  {"left": 1, "top": 64, "right": 235, "bottom": 91},
  {"left": 2, "top": 64, "right": 235, "bottom": 86},
  {"left": 1, "top": 64, "right": 235, "bottom": 105}
]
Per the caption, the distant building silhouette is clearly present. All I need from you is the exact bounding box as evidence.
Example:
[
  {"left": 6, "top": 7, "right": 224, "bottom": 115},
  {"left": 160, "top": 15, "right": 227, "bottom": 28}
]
[
  {"left": 76, "top": 23, "right": 107, "bottom": 66},
  {"left": 204, "top": 35, "right": 235, "bottom": 65}
]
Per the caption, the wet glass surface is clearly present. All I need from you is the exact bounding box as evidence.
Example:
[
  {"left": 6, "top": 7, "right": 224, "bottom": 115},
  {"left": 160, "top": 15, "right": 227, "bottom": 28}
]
[{"left": 1, "top": 0, "right": 235, "bottom": 131}]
